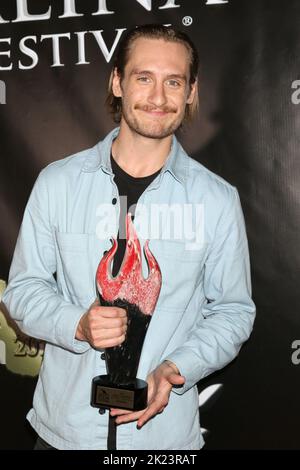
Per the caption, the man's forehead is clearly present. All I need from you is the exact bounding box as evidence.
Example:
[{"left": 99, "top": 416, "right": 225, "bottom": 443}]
[{"left": 125, "top": 38, "right": 190, "bottom": 74}]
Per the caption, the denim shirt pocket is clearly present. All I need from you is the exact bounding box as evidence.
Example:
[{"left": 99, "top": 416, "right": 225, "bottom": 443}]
[
  {"left": 152, "top": 239, "right": 208, "bottom": 262},
  {"left": 148, "top": 240, "right": 208, "bottom": 311},
  {"left": 54, "top": 231, "right": 96, "bottom": 305}
]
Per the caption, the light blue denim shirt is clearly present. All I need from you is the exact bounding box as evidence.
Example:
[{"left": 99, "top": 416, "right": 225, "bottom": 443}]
[{"left": 3, "top": 127, "right": 255, "bottom": 450}]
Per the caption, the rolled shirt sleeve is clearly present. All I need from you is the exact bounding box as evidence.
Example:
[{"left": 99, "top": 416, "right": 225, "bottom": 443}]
[
  {"left": 165, "top": 187, "right": 256, "bottom": 394},
  {"left": 2, "top": 169, "right": 90, "bottom": 354}
]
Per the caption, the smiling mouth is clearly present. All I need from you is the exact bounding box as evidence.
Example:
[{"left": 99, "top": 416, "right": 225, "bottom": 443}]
[
  {"left": 145, "top": 110, "right": 168, "bottom": 116},
  {"left": 138, "top": 108, "right": 172, "bottom": 116}
]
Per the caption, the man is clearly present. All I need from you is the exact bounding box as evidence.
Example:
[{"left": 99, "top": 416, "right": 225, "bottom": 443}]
[{"left": 3, "top": 24, "right": 255, "bottom": 450}]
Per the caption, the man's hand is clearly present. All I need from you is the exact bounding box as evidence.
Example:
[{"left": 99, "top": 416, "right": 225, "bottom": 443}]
[
  {"left": 75, "top": 299, "right": 127, "bottom": 349},
  {"left": 110, "top": 361, "right": 185, "bottom": 428}
]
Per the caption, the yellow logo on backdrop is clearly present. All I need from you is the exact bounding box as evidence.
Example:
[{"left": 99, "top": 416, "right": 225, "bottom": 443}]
[{"left": 0, "top": 279, "right": 43, "bottom": 377}]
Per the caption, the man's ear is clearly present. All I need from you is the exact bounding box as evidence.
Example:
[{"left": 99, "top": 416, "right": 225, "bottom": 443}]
[
  {"left": 112, "top": 68, "right": 122, "bottom": 98},
  {"left": 186, "top": 80, "right": 198, "bottom": 105}
]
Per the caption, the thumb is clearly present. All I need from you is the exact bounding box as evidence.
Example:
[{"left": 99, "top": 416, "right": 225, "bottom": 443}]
[{"left": 168, "top": 373, "right": 186, "bottom": 386}]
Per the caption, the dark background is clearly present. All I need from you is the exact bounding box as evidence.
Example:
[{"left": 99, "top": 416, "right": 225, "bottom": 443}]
[{"left": 1, "top": 0, "right": 300, "bottom": 449}]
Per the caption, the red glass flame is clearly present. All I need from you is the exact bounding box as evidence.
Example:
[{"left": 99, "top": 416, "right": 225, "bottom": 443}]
[{"left": 96, "top": 213, "right": 162, "bottom": 315}]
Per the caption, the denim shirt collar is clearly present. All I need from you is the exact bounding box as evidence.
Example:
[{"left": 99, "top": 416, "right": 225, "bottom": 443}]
[{"left": 82, "top": 127, "right": 187, "bottom": 185}]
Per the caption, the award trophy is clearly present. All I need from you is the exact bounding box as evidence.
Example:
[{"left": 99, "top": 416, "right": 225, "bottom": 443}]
[{"left": 91, "top": 213, "right": 162, "bottom": 411}]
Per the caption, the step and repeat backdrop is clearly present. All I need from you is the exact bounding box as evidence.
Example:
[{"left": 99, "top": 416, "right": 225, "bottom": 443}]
[{"left": 1, "top": 0, "right": 300, "bottom": 450}]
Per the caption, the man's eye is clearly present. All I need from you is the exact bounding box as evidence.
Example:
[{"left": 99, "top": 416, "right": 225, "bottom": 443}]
[
  {"left": 167, "top": 80, "right": 180, "bottom": 87},
  {"left": 137, "top": 76, "right": 150, "bottom": 82}
]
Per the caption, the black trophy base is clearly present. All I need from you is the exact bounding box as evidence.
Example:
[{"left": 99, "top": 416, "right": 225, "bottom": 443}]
[{"left": 91, "top": 375, "right": 148, "bottom": 411}]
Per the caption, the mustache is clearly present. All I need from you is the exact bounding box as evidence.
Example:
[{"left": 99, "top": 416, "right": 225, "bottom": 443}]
[{"left": 135, "top": 105, "right": 177, "bottom": 113}]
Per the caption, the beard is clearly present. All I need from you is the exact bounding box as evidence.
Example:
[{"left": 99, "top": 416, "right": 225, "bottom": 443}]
[{"left": 121, "top": 102, "right": 185, "bottom": 139}]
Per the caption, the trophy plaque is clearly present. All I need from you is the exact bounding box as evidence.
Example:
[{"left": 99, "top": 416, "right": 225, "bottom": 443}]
[{"left": 91, "top": 213, "right": 162, "bottom": 411}]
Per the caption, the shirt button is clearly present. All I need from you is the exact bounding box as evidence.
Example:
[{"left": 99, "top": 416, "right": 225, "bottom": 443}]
[
  {"left": 112, "top": 197, "right": 117, "bottom": 205},
  {"left": 101, "top": 353, "right": 105, "bottom": 360},
  {"left": 99, "top": 408, "right": 106, "bottom": 415}
]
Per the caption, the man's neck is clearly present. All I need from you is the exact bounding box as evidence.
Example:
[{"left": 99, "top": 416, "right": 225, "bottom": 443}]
[{"left": 111, "top": 121, "right": 172, "bottom": 178}]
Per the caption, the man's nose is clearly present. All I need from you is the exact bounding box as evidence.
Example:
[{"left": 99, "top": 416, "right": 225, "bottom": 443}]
[{"left": 148, "top": 81, "right": 167, "bottom": 107}]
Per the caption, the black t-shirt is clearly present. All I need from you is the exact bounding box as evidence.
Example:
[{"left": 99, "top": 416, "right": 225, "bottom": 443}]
[{"left": 110, "top": 153, "right": 161, "bottom": 277}]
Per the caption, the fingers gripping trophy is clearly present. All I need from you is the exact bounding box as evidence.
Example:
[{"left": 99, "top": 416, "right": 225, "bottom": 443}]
[{"left": 91, "top": 213, "right": 162, "bottom": 411}]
